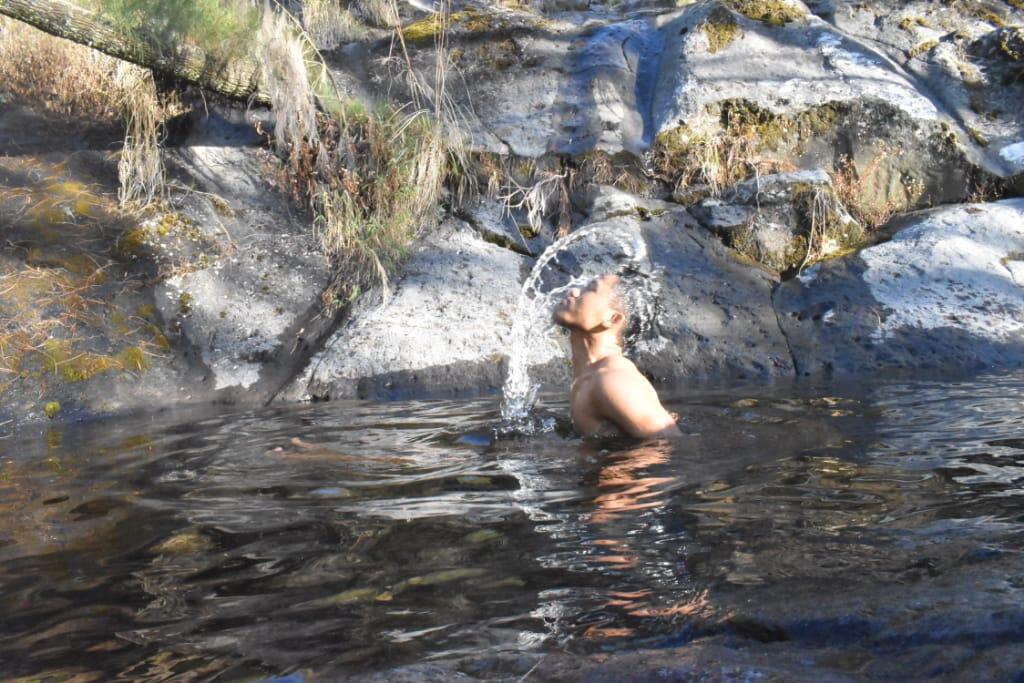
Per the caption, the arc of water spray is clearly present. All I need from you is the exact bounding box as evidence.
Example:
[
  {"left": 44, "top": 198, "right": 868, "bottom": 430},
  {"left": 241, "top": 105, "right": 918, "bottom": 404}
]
[{"left": 499, "top": 222, "right": 650, "bottom": 431}]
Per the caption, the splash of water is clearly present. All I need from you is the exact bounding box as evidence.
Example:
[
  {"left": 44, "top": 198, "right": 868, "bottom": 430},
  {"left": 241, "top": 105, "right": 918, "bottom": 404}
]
[{"left": 499, "top": 221, "right": 656, "bottom": 433}]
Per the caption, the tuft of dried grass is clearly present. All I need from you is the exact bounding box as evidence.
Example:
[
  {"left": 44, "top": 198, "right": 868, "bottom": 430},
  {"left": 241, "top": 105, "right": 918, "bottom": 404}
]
[
  {"left": 303, "top": 0, "right": 369, "bottom": 48},
  {"left": 258, "top": 4, "right": 324, "bottom": 161},
  {"left": 0, "top": 16, "right": 122, "bottom": 123},
  {"left": 352, "top": 0, "right": 400, "bottom": 28},
  {"left": 828, "top": 150, "right": 904, "bottom": 231},
  {"left": 655, "top": 115, "right": 794, "bottom": 203},
  {"left": 270, "top": 0, "right": 459, "bottom": 302},
  {"left": 115, "top": 64, "right": 167, "bottom": 209}
]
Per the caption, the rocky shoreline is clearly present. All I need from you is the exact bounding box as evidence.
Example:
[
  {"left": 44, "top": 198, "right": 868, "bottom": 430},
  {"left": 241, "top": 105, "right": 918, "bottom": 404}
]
[{"left": 2, "top": 0, "right": 1024, "bottom": 435}]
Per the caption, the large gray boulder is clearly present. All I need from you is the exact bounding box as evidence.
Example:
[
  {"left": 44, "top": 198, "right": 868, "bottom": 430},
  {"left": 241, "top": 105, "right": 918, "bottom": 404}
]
[
  {"left": 284, "top": 200, "right": 797, "bottom": 400},
  {"left": 633, "top": 208, "right": 795, "bottom": 382},
  {"left": 813, "top": 0, "right": 1024, "bottom": 179},
  {"left": 776, "top": 199, "right": 1024, "bottom": 376},
  {"left": 155, "top": 111, "right": 334, "bottom": 400},
  {"left": 284, "top": 217, "right": 549, "bottom": 400}
]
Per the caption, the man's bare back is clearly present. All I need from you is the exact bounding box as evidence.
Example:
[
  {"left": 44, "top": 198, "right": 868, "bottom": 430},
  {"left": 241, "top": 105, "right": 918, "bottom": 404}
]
[
  {"left": 553, "top": 274, "right": 680, "bottom": 439},
  {"left": 570, "top": 354, "right": 679, "bottom": 438}
]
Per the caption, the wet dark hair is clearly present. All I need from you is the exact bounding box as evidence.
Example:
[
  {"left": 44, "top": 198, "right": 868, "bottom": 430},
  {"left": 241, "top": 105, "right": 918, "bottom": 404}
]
[{"left": 609, "top": 264, "right": 661, "bottom": 354}]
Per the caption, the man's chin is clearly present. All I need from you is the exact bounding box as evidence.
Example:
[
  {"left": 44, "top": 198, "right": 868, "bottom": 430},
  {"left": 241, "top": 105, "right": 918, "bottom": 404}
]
[{"left": 551, "top": 308, "right": 571, "bottom": 327}]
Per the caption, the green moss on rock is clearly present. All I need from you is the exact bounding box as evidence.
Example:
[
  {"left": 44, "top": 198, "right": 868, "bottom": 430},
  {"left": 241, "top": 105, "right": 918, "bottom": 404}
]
[
  {"left": 906, "top": 38, "right": 939, "bottom": 59},
  {"left": 898, "top": 16, "right": 932, "bottom": 31},
  {"left": 702, "top": 6, "right": 741, "bottom": 53},
  {"left": 724, "top": 0, "right": 805, "bottom": 26}
]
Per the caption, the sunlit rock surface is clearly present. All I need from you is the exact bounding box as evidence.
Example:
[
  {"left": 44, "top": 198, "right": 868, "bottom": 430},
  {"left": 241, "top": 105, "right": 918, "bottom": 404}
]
[
  {"left": 285, "top": 217, "right": 551, "bottom": 400},
  {"left": 777, "top": 199, "right": 1024, "bottom": 375}
]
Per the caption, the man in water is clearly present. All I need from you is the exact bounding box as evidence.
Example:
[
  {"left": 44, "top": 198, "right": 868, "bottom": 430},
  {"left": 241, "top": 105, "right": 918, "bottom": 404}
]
[{"left": 552, "top": 273, "right": 681, "bottom": 439}]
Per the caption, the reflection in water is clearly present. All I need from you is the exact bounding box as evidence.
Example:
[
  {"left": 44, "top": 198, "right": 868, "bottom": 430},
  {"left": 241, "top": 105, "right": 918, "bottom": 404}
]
[{"left": 1, "top": 376, "right": 1024, "bottom": 679}]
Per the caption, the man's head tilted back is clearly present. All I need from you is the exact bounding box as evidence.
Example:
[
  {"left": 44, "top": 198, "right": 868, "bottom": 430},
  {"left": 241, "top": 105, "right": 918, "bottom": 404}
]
[
  {"left": 551, "top": 270, "right": 679, "bottom": 439},
  {"left": 552, "top": 273, "right": 629, "bottom": 343}
]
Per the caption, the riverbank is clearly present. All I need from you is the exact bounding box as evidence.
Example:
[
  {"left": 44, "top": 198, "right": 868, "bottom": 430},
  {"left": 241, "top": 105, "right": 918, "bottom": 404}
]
[{"left": 2, "top": 0, "right": 1023, "bottom": 436}]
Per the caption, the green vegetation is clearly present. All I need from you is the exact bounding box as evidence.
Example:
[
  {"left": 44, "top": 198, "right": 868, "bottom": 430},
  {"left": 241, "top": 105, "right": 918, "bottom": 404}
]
[
  {"left": 724, "top": 0, "right": 806, "bottom": 26},
  {"left": 85, "top": 0, "right": 259, "bottom": 64},
  {"left": 701, "top": 6, "right": 740, "bottom": 53},
  {"left": 999, "top": 27, "right": 1024, "bottom": 61},
  {"left": 906, "top": 38, "right": 939, "bottom": 60},
  {"left": 653, "top": 100, "right": 811, "bottom": 198},
  {"left": 43, "top": 401, "right": 61, "bottom": 419},
  {"left": 898, "top": 16, "right": 932, "bottom": 31}
]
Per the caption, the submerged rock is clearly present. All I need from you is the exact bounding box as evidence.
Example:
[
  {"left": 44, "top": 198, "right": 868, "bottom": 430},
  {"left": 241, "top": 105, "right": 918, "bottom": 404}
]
[{"left": 776, "top": 199, "right": 1024, "bottom": 376}]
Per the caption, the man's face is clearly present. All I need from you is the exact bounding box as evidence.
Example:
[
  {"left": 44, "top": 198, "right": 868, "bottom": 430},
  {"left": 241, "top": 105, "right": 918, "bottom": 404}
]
[{"left": 552, "top": 274, "right": 623, "bottom": 332}]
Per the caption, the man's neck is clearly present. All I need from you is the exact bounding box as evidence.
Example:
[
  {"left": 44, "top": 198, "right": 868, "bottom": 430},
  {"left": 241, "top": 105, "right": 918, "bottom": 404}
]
[{"left": 569, "top": 329, "right": 623, "bottom": 379}]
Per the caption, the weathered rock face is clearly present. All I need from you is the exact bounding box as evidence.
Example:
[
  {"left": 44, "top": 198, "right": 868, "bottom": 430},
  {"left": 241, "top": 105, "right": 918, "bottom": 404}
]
[
  {"left": 287, "top": 194, "right": 799, "bottom": 401},
  {"left": 352, "top": 0, "right": 1022, "bottom": 223},
  {"left": 154, "top": 111, "right": 335, "bottom": 400},
  {"left": 630, "top": 208, "right": 796, "bottom": 382},
  {"left": 652, "top": 0, "right": 989, "bottom": 212},
  {"left": 813, "top": 0, "right": 1024, "bottom": 178},
  {"left": 283, "top": 217, "right": 547, "bottom": 400},
  {"left": 776, "top": 199, "right": 1024, "bottom": 376},
  {"left": 688, "top": 169, "right": 861, "bottom": 272}
]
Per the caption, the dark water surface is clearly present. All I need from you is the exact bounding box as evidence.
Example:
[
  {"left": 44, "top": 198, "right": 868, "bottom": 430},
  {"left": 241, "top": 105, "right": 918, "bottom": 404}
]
[{"left": 2, "top": 376, "right": 1024, "bottom": 681}]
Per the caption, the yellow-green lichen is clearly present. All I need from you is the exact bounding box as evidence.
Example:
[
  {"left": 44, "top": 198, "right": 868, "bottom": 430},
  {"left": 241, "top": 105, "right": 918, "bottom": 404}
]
[
  {"left": 906, "top": 38, "right": 939, "bottom": 59},
  {"left": 117, "top": 346, "right": 148, "bottom": 372},
  {"left": 967, "top": 125, "right": 989, "bottom": 146},
  {"left": 39, "top": 339, "right": 115, "bottom": 383},
  {"left": 724, "top": 0, "right": 805, "bottom": 26},
  {"left": 113, "top": 227, "right": 150, "bottom": 260},
  {"left": 898, "top": 16, "right": 932, "bottom": 31},
  {"left": 999, "top": 28, "right": 1024, "bottom": 62},
  {"left": 36, "top": 338, "right": 152, "bottom": 384},
  {"left": 402, "top": 9, "right": 506, "bottom": 44},
  {"left": 701, "top": 6, "right": 741, "bottom": 53},
  {"left": 147, "top": 323, "right": 172, "bottom": 351}
]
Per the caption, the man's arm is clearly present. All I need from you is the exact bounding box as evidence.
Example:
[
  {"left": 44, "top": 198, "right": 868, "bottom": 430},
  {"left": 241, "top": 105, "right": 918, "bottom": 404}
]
[{"left": 593, "top": 366, "right": 681, "bottom": 439}]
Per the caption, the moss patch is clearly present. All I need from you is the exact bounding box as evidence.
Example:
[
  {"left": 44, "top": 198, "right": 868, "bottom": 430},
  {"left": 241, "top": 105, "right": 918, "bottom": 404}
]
[
  {"left": 43, "top": 401, "right": 61, "bottom": 419},
  {"left": 402, "top": 9, "right": 513, "bottom": 45},
  {"left": 898, "top": 16, "right": 932, "bottom": 31},
  {"left": 724, "top": 0, "right": 806, "bottom": 26},
  {"left": 999, "top": 27, "right": 1024, "bottom": 62},
  {"left": 906, "top": 38, "right": 939, "bottom": 59},
  {"left": 702, "top": 6, "right": 741, "bottom": 53}
]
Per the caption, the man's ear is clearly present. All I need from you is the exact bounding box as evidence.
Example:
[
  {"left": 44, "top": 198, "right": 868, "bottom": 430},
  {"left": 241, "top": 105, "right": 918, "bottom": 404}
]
[{"left": 607, "top": 310, "right": 624, "bottom": 327}]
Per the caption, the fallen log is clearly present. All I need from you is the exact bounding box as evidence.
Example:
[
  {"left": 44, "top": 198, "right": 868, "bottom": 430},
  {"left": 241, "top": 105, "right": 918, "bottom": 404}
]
[{"left": 0, "top": 0, "right": 270, "bottom": 104}]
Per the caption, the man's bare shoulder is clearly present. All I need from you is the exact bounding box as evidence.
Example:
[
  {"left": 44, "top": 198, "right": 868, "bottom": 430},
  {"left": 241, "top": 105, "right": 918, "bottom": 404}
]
[{"left": 592, "top": 356, "right": 659, "bottom": 398}]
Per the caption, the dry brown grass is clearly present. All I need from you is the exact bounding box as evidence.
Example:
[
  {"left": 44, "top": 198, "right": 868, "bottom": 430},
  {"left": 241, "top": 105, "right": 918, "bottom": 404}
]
[
  {"left": 303, "top": 0, "right": 374, "bottom": 47},
  {"left": 0, "top": 17, "right": 184, "bottom": 209},
  {"left": 263, "top": 0, "right": 459, "bottom": 301},
  {"left": 115, "top": 64, "right": 169, "bottom": 208},
  {"left": 0, "top": 17, "right": 122, "bottom": 123},
  {"left": 654, "top": 108, "right": 797, "bottom": 204},
  {"left": 828, "top": 150, "right": 904, "bottom": 231},
  {"left": 2, "top": 1, "right": 458, "bottom": 305}
]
